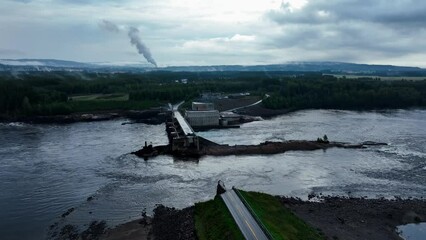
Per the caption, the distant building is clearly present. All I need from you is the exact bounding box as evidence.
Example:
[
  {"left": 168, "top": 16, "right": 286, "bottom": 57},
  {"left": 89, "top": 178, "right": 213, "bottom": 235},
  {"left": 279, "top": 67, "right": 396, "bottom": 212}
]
[
  {"left": 227, "top": 92, "right": 251, "bottom": 99},
  {"left": 201, "top": 92, "right": 224, "bottom": 101},
  {"left": 192, "top": 102, "right": 214, "bottom": 111},
  {"left": 185, "top": 110, "right": 220, "bottom": 127},
  {"left": 174, "top": 79, "right": 188, "bottom": 84}
]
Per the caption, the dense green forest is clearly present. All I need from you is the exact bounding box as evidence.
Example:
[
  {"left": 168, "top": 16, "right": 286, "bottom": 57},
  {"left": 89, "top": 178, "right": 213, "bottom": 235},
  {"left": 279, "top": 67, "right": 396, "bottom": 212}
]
[
  {"left": 262, "top": 75, "right": 426, "bottom": 110},
  {"left": 0, "top": 71, "right": 425, "bottom": 118}
]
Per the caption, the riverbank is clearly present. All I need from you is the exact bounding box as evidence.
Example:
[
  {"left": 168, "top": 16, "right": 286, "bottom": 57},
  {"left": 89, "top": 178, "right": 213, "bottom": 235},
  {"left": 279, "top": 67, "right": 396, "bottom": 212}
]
[
  {"left": 100, "top": 205, "right": 196, "bottom": 240},
  {"left": 280, "top": 195, "right": 426, "bottom": 240},
  {"left": 55, "top": 193, "right": 425, "bottom": 240},
  {"left": 0, "top": 99, "right": 291, "bottom": 124},
  {"left": 53, "top": 205, "right": 196, "bottom": 240},
  {"left": 234, "top": 103, "right": 293, "bottom": 118},
  {"left": 0, "top": 109, "right": 166, "bottom": 124},
  {"left": 2, "top": 103, "right": 423, "bottom": 125}
]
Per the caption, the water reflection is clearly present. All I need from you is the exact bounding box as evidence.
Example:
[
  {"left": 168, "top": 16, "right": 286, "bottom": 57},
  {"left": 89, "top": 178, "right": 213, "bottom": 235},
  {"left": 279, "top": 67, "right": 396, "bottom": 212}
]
[{"left": 398, "top": 222, "right": 426, "bottom": 240}]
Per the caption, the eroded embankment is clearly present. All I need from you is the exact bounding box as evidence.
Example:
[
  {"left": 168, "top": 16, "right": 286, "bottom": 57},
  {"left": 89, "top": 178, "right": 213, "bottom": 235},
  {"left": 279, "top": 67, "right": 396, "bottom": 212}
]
[
  {"left": 51, "top": 205, "right": 196, "bottom": 240},
  {"left": 132, "top": 140, "right": 387, "bottom": 159},
  {"left": 1, "top": 109, "right": 165, "bottom": 124},
  {"left": 200, "top": 140, "right": 377, "bottom": 156},
  {"left": 280, "top": 195, "right": 426, "bottom": 240}
]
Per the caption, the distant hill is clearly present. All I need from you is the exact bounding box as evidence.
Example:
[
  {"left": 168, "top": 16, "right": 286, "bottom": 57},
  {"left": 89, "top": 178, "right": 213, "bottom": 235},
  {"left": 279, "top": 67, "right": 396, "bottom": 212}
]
[
  {"left": 0, "top": 59, "right": 95, "bottom": 68},
  {"left": 1, "top": 59, "right": 425, "bottom": 76},
  {"left": 165, "top": 62, "right": 424, "bottom": 73}
]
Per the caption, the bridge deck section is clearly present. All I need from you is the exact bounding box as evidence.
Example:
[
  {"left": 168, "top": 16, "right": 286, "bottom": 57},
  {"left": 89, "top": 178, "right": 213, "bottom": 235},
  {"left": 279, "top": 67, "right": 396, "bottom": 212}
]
[{"left": 173, "top": 111, "right": 195, "bottom": 136}]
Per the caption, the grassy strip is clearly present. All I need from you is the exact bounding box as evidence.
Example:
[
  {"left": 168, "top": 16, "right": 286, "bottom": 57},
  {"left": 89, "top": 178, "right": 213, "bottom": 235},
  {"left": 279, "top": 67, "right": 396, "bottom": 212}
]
[
  {"left": 195, "top": 196, "right": 244, "bottom": 240},
  {"left": 239, "top": 190, "right": 324, "bottom": 240}
]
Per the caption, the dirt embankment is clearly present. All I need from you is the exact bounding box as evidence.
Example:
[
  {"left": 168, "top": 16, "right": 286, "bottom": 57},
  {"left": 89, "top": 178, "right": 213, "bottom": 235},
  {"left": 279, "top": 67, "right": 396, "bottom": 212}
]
[
  {"left": 280, "top": 196, "right": 426, "bottom": 240},
  {"left": 53, "top": 205, "right": 196, "bottom": 240},
  {"left": 234, "top": 103, "right": 292, "bottom": 118},
  {"left": 99, "top": 205, "right": 196, "bottom": 240},
  {"left": 100, "top": 218, "right": 153, "bottom": 240},
  {"left": 133, "top": 140, "right": 386, "bottom": 159},
  {"left": 201, "top": 140, "right": 377, "bottom": 156},
  {"left": 150, "top": 205, "right": 197, "bottom": 240},
  {"left": 212, "top": 96, "right": 291, "bottom": 118},
  {"left": 213, "top": 96, "right": 261, "bottom": 112},
  {"left": 1, "top": 109, "right": 165, "bottom": 124}
]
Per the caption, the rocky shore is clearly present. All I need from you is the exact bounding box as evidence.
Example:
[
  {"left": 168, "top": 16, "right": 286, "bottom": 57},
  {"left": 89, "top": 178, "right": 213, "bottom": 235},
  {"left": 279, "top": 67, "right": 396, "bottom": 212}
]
[
  {"left": 99, "top": 206, "right": 196, "bottom": 240},
  {"left": 280, "top": 195, "right": 426, "bottom": 240},
  {"left": 52, "top": 205, "right": 196, "bottom": 240},
  {"left": 53, "top": 195, "right": 425, "bottom": 240}
]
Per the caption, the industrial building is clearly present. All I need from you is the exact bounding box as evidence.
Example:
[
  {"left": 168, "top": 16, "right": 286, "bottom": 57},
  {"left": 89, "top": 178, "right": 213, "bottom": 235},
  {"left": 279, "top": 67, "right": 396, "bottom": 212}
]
[
  {"left": 191, "top": 102, "right": 215, "bottom": 111},
  {"left": 185, "top": 102, "right": 220, "bottom": 127},
  {"left": 185, "top": 110, "right": 220, "bottom": 127}
]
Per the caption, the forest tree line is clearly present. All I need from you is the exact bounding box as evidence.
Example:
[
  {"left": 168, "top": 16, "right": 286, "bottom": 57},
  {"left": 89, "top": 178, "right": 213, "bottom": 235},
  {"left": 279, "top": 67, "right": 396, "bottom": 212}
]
[
  {"left": 262, "top": 75, "right": 426, "bottom": 110},
  {"left": 0, "top": 71, "right": 425, "bottom": 117}
]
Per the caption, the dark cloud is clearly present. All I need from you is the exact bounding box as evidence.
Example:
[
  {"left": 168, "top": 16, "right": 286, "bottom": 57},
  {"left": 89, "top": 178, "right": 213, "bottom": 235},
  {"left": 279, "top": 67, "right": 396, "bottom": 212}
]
[
  {"left": 264, "top": 0, "right": 426, "bottom": 62},
  {"left": 268, "top": 0, "right": 426, "bottom": 29}
]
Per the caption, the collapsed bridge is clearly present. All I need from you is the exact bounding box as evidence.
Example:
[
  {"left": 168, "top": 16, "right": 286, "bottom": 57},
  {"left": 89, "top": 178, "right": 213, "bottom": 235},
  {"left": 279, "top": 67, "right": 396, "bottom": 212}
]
[{"left": 166, "top": 108, "right": 200, "bottom": 152}]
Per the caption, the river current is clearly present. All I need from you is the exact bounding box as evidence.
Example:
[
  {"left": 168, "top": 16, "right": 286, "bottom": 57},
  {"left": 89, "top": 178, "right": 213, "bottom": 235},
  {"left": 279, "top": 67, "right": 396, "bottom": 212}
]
[{"left": 0, "top": 110, "right": 425, "bottom": 239}]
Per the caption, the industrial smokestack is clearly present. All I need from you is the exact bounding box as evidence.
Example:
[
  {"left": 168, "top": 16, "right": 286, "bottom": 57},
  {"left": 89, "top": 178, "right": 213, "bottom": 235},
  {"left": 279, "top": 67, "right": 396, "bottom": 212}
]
[{"left": 128, "top": 27, "right": 157, "bottom": 68}]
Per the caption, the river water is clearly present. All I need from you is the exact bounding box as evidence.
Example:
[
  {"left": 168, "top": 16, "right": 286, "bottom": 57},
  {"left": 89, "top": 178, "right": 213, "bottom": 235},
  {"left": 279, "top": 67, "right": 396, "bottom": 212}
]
[{"left": 0, "top": 110, "right": 425, "bottom": 239}]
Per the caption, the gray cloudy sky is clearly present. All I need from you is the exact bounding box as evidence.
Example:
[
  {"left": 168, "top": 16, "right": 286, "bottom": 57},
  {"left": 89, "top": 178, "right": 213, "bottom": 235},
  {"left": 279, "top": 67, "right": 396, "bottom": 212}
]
[{"left": 1, "top": 0, "right": 426, "bottom": 67}]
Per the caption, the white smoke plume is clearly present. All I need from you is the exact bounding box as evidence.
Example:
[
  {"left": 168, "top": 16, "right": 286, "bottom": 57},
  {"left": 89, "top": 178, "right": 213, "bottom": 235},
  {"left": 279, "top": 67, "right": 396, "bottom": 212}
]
[
  {"left": 128, "top": 27, "right": 157, "bottom": 67},
  {"left": 98, "top": 20, "right": 158, "bottom": 67},
  {"left": 98, "top": 20, "right": 120, "bottom": 33}
]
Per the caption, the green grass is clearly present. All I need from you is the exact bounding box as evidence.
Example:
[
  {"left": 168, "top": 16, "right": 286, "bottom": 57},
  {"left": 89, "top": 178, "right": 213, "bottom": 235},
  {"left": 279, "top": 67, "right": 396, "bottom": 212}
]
[
  {"left": 238, "top": 190, "right": 325, "bottom": 240},
  {"left": 195, "top": 196, "right": 244, "bottom": 240}
]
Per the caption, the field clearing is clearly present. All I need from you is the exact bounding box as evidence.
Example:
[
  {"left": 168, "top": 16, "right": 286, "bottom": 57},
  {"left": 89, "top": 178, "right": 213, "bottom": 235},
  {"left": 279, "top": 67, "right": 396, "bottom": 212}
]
[
  {"left": 69, "top": 93, "right": 129, "bottom": 101},
  {"left": 331, "top": 74, "right": 426, "bottom": 81}
]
